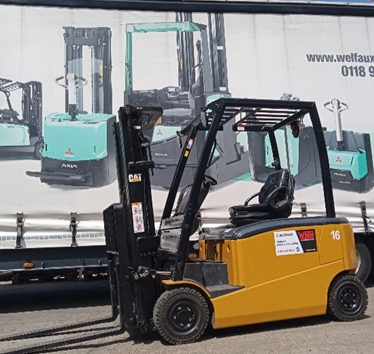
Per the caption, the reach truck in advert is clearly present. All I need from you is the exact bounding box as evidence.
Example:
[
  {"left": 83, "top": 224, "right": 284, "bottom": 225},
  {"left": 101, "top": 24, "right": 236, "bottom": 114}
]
[
  {"left": 1, "top": 99, "right": 367, "bottom": 352},
  {"left": 27, "top": 26, "right": 116, "bottom": 187},
  {"left": 124, "top": 13, "right": 251, "bottom": 189}
]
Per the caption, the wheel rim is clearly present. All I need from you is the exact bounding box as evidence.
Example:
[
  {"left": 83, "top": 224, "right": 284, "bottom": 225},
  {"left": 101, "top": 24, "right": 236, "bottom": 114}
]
[
  {"left": 169, "top": 300, "right": 199, "bottom": 335},
  {"left": 355, "top": 250, "right": 362, "bottom": 275},
  {"left": 338, "top": 283, "right": 362, "bottom": 314}
]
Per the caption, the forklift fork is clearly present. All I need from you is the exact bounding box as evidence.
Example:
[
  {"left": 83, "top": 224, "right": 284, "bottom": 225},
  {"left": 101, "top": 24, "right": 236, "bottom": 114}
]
[{"left": 0, "top": 259, "right": 124, "bottom": 354}]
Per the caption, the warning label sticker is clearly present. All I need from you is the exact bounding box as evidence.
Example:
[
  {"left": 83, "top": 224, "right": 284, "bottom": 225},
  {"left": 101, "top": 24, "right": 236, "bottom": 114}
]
[
  {"left": 187, "top": 138, "right": 194, "bottom": 149},
  {"left": 274, "top": 229, "right": 317, "bottom": 256},
  {"left": 132, "top": 202, "right": 145, "bottom": 233}
]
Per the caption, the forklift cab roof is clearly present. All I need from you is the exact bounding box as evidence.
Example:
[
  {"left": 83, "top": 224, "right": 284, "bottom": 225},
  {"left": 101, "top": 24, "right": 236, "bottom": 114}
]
[{"left": 203, "top": 98, "right": 309, "bottom": 132}]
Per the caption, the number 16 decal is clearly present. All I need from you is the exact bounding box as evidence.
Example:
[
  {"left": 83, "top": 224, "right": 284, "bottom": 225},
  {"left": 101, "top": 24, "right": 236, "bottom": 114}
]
[{"left": 331, "top": 230, "right": 341, "bottom": 240}]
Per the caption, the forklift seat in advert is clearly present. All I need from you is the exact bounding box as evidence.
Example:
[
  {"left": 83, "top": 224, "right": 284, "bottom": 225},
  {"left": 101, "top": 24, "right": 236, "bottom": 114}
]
[
  {"left": 229, "top": 169, "right": 295, "bottom": 225},
  {"left": 0, "top": 109, "right": 19, "bottom": 121}
]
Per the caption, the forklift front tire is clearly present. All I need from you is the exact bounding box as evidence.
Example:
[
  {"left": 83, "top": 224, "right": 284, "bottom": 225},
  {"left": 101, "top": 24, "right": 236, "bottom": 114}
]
[
  {"left": 327, "top": 274, "right": 368, "bottom": 322},
  {"left": 153, "top": 287, "right": 209, "bottom": 345}
]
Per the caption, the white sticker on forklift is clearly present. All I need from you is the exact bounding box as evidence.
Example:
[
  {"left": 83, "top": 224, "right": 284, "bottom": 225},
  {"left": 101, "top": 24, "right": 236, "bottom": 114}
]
[
  {"left": 274, "top": 229, "right": 317, "bottom": 256},
  {"left": 187, "top": 138, "right": 194, "bottom": 149},
  {"left": 132, "top": 202, "right": 145, "bottom": 233}
]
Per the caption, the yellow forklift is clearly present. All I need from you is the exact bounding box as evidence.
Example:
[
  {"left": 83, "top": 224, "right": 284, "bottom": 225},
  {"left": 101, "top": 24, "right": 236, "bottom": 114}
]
[
  {"left": 103, "top": 98, "right": 367, "bottom": 344},
  {"left": 1, "top": 98, "right": 367, "bottom": 352}
]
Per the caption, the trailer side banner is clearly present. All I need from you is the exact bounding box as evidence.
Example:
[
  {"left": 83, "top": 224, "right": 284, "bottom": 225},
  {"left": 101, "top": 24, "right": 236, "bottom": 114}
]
[{"left": 1, "top": 3, "right": 374, "bottom": 251}]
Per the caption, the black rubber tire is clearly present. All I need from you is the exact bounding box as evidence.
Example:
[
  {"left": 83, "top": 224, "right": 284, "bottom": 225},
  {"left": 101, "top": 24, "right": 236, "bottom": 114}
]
[
  {"left": 153, "top": 287, "right": 209, "bottom": 345},
  {"left": 33, "top": 140, "right": 44, "bottom": 160},
  {"left": 327, "top": 274, "right": 368, "bottom": 322},
  {"left": 355, "top": 238, "right": 372, "bottom": 283}
]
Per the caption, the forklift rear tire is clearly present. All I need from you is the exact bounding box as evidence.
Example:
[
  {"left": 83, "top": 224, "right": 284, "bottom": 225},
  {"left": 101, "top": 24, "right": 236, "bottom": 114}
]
[
  {"left": 153, "top": 287, "right": 209, "bottom": 344},
  {"left": 327, "top": 274, "right": 368, "bottom": 322}
]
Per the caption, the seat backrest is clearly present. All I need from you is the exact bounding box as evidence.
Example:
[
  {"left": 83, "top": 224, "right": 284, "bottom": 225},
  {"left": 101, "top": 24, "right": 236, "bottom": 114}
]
[
  {"left": 1, "top": 109, "right": 19, "bottom": 121},
  {"left": 258, "top": 169, "right": 294, "bottom": 207}
]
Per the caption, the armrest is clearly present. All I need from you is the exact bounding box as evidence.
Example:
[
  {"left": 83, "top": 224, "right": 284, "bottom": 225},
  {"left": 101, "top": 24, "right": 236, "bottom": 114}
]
[{"left": 244, "top": 192, "right": 260, "bottom": 205}]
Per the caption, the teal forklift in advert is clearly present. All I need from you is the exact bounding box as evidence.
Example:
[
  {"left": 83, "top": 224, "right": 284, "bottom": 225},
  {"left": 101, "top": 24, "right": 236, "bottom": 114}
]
[
  {"left": 0, "top": 78, "right": 43, "bottom": 159},
  {"left": 124, "top": 13, "right": 250, "bottom": 189},
  {"left": 27, "top": 27, "right": 116, "bottom": 187},
  {"left": 324, "top": 98, "right": 373, "bottom": 193}
]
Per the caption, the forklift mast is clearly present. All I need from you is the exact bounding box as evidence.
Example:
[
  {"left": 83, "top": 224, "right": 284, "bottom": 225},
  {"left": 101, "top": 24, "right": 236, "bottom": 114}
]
[
  {"left": 63, "top": 27, "right": 112, "bottom": 114},
  {"left": 176, "top": 12, "right": 195, "bottom": 91},
  {"left": 104, "top": 106, "right": 163, "bottom": 332},
  {"left": 176, "top": 12, "right": 228, "bottom": 97},
  {"left": 208, "top": 13, "right": 229, "bottom": 96},
  {"left": 21, "top": 81, "right": 43, "bottom": 137}
]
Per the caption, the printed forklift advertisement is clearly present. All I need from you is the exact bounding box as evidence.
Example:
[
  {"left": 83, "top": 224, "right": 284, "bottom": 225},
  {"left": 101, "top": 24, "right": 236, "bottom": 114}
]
[{"left": 1, "top": 4, "right": 374, "bottom": 248}]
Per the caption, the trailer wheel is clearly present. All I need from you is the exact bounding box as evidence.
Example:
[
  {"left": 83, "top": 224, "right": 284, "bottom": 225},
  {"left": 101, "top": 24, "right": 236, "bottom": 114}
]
[
  {"left": 327, "top": 274, "right": 368, "bottom": 322},
  {"left": 153, "top": 287, "right": 209, "bottom": 344},
  {"left": 355, "top": 237, "right": 371, "bottom": 283}
]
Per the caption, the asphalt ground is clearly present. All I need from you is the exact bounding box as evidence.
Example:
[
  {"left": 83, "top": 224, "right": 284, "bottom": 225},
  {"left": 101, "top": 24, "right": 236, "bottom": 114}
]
[{"left": 0, "top": 278, "right": 373, "bottom": 354}]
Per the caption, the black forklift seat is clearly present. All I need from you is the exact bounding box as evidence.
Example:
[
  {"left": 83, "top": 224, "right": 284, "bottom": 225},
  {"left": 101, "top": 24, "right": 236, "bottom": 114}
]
[
  {"left": 0, "top": 109, "right": 19, "bottom": 122},
  {"left": 229, "top": 169, "right": 295, "bottom": 226}
]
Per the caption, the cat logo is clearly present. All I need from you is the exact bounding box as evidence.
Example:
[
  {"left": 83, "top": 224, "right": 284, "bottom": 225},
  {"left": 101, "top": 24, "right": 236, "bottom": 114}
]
[{"left": 129, "top": 173, "right": 142, "bottom": 183}]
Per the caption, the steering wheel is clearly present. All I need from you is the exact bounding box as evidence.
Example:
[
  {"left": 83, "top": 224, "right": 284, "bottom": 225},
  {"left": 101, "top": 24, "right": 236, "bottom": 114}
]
[
  {"left": 162, "top": 86, "right": 181, "bottom": 98},
  {"left": 203, "top": 175, "right": 218, "bottom": 188}
]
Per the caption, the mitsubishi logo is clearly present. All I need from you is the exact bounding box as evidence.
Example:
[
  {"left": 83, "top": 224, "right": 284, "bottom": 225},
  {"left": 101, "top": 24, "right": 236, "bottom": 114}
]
[
  {"left": 157, "top": 129, "right": 163, "bottom": 135},
  {"left": 336, "top": 156, "right": 342, "bottom": 163},
  {"left": 65, "top": 148, "right": 74, "bottom": 156}
]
